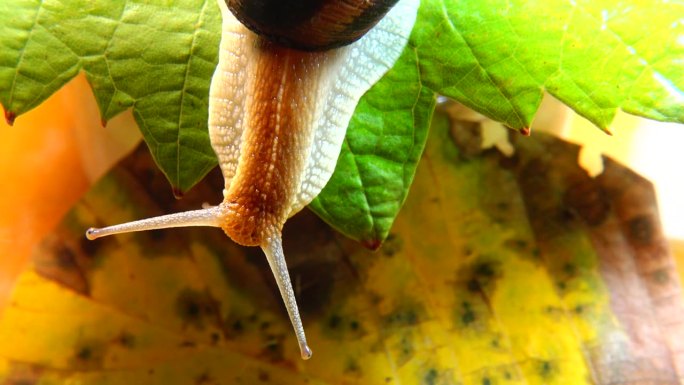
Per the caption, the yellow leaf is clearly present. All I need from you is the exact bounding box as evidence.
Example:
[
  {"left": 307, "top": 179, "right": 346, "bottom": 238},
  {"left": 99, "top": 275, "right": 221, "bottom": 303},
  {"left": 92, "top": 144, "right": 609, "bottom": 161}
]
[{"left": 1, "top": 109, "right": 682, "bottom": 384}]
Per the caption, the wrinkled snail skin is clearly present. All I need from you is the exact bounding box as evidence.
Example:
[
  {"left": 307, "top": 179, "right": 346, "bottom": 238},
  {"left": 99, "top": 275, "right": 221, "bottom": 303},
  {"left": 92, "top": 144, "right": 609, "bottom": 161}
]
[
  {"left": 86, "top": 0, "right": 419, "bottom": 360},
  {"left": 213, "top": 39, "right": 337, "bottom": 246}
]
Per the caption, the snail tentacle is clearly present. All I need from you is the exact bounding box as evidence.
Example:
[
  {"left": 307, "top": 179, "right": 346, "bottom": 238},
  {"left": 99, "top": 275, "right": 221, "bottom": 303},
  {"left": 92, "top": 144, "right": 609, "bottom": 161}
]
[
  {"left": 261, "top": 232, "right": 312, "bottom": 360},
  {"left": 85, "top": 206, "right": 224, "bottom": 240}
]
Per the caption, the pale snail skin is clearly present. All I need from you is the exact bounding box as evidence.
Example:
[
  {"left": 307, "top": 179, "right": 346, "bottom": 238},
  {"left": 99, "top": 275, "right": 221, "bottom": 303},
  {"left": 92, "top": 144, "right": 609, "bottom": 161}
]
[{"left": 86, "top": 0, "right": 418, "bottom": 360}]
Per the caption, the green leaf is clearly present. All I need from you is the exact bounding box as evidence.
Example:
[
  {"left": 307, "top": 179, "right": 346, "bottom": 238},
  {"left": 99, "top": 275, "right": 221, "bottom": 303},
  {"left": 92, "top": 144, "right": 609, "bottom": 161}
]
[
  {"left": 0, "top": 0, "right": 221, "bottom": 192},
  {"left": 309, "top": 48, "right": 435, "bottom": 246},
  {"left": 314, "top": 0, "right": 684, "bottom": 243},
  {"left": 412, "top": 0, "right": 684, "bottom": 130}
]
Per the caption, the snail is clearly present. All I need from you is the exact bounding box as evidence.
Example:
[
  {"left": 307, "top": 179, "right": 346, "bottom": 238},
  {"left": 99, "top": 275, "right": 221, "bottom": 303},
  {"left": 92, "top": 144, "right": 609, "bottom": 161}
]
[{"left": 86, "top": 0, "right": 419, "bottom": 360}]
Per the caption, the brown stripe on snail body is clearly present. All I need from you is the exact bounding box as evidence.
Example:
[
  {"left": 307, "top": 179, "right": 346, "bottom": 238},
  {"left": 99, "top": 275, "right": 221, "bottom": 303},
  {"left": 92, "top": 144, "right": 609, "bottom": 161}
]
[
  {"left": 227, "top": 0, "right": 401, "bottom": 51},
  {"left": 86, "top": 0, "right": 419, "bottom": 360}
]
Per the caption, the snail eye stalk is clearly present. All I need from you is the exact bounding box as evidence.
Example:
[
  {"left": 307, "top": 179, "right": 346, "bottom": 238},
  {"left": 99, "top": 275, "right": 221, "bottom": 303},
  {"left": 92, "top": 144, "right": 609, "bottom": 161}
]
[
  {"left": 262, "top": 234, "right": 313, "bottom": 360},
  {"left": 85, "top": 207, "right": 224, "bottom": 240}
]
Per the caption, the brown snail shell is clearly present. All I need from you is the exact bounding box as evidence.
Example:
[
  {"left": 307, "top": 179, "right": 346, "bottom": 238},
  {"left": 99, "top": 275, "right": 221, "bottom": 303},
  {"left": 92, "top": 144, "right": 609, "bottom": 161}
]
[{"left": 226, "top": 0, "right": 401, "bottom": 51}]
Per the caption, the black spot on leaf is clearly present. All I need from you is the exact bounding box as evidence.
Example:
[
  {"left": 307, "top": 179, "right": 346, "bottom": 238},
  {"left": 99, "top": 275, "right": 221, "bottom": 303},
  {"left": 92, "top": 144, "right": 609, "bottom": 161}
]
[
  {"left": 344, "top": 358, "right": 362, "bottom": 375},
  {"left": 562, "top": 262, "right": 577, "bottom": 276},
  {"left": 563, "top": 180, "right": 609, "bottom": 226},
  {"left": 322, "top": 312, "right": 364, "bottom": 339},
  {"left": 628, "top": 215, "right": 654, "bottom": 245},
  {"left": 504, "top": 239, "right": 528, "bottom": 252},
  {"left": 384, "top": 305, "right": 420, "bottom": 328},
  {"left": 461, "top": 301, "right": 476, "bottom": 326},
  {"left": 70, "top": 340, "right": 106, "bottom": 370},
  {"left": 397, "top": 334, "right": 415, "bottom": 364},
  {"left": 559, "top": 207, "right": 577, "bottom": 224},
  {"left": 461, "top": 260, "right": 503, "bottom": 296},
  {"left": 55, "top": 244, "right": 78, "bottom": 269},
  {"left": 538, "top": 360, "right": 556, "bottom": 378},
  {"left": 232, "top": 319, "right": 244, "bottom": 334},
  {"left": 556, "top": 280, "right": 567, "bottom": 291},
  {"left": 175, "top": 288, "right": 221, "bottom": 330},
  {"left": 328, "top": 314, "right": 342, "bottom": 329},
  {"left": 490, "top": 338, "right": 500, "bottom": 348},
  {"left": 113, "top": 331, "right": 135, "bottom": 348},
  {"left": 423, "top": 368, "right": 438, "bottom": 385},
  {"left": 261, "top": 334, "right": 285, "bottom": 362}
]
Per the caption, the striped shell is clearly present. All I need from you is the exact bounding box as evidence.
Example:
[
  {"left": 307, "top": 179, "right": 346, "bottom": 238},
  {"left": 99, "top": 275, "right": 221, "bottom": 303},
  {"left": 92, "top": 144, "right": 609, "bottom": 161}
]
[{"left": 226, "top": 0, "right": 401, "bottom": 50}]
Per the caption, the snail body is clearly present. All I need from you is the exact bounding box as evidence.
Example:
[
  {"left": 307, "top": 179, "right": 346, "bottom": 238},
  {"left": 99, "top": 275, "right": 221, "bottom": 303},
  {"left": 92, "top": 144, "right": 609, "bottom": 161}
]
[{"left": 86, "top": 0, "right": 419, "bottom": 360}]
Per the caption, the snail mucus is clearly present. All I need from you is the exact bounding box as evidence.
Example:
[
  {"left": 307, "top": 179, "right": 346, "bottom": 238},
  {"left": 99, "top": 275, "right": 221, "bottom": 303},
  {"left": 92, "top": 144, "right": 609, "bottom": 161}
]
[{"left": 86, "top": 0, "right": 419, "bottom": 360}]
